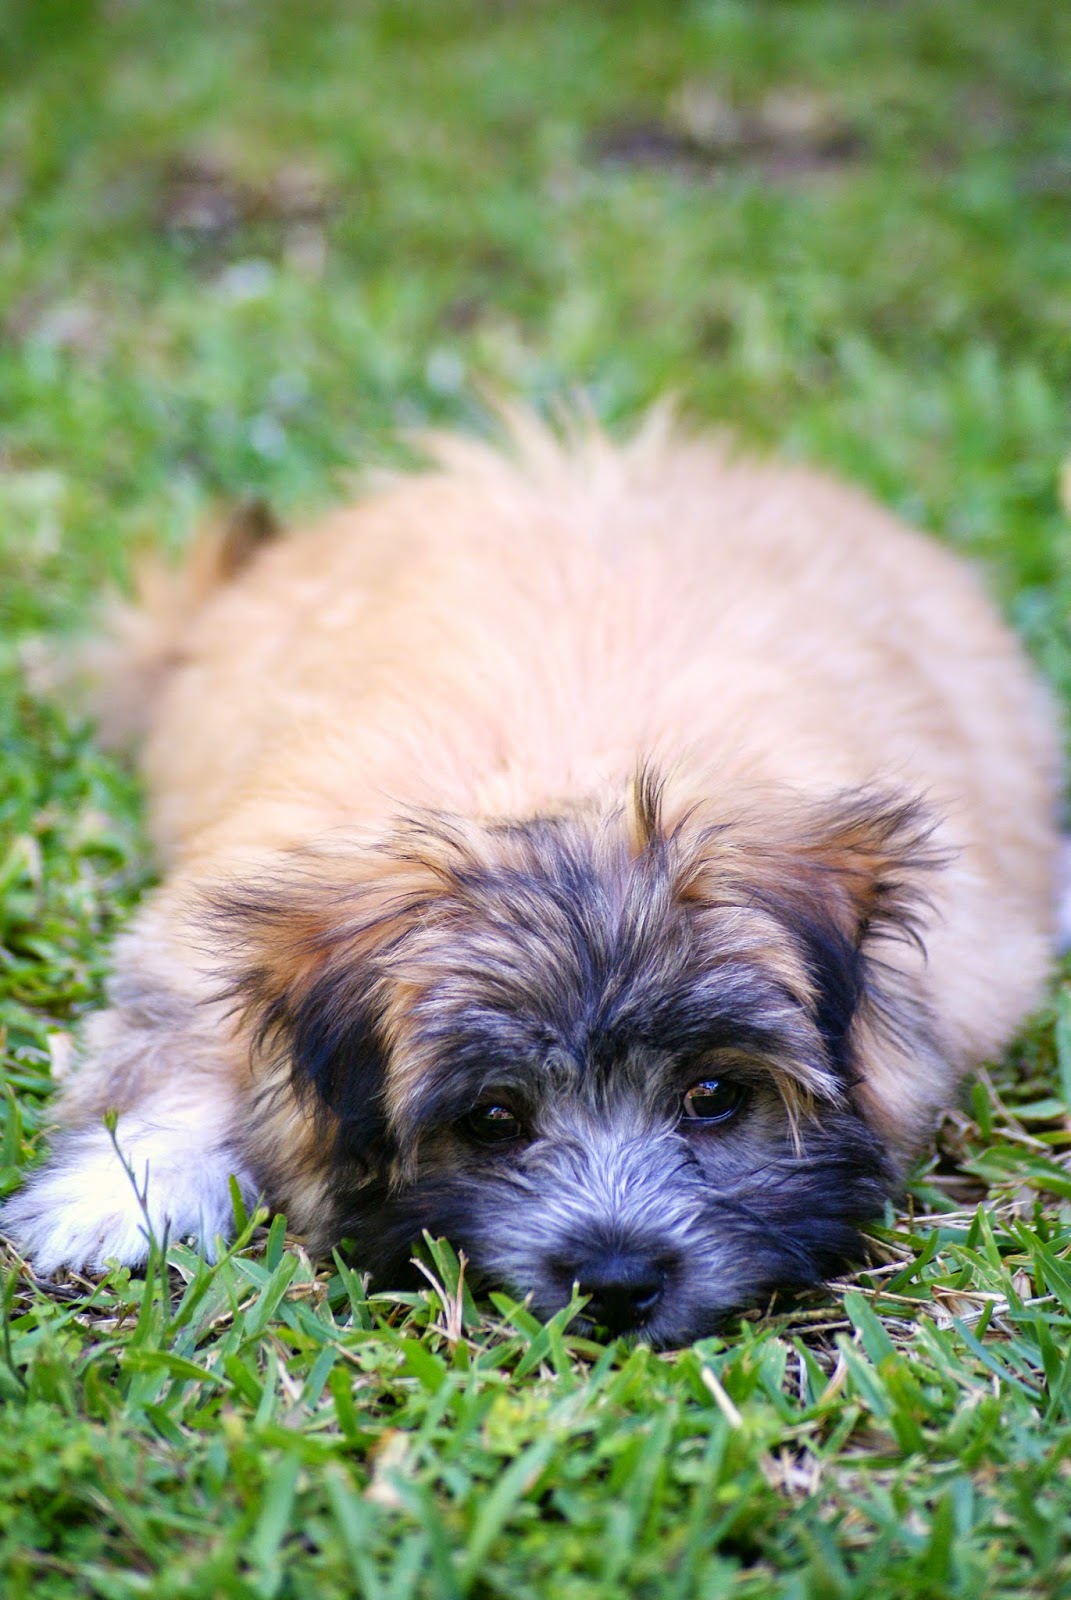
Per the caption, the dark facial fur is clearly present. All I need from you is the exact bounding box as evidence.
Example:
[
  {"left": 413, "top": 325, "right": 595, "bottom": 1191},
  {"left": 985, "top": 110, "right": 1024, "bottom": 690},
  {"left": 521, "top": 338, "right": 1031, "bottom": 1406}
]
[
  {"left": 223, "top": 782, "right": 936, "bottom": 1347},
  {"left": 335, "top": 1103, "right": 890, "bottom": 1346}
]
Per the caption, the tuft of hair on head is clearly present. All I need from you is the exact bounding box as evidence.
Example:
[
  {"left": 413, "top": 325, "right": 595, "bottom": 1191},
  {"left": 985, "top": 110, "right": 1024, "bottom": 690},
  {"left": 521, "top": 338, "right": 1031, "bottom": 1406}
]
[{"left": 627, "top": 764, "right": 668, "bottom": 857}]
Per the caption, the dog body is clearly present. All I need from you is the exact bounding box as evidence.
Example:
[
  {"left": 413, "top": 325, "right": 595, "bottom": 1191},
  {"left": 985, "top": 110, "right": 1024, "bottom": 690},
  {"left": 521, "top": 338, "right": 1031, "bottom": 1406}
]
[{"left": 4, "top": 416, "right": 1062, "bottom": 1344}]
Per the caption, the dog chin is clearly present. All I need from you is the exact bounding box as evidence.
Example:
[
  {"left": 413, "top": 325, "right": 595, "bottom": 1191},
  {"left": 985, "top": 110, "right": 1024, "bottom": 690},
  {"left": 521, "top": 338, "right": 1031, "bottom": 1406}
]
[{"left": 331, "top": 1111, "right": 890, "bottom": 1349}]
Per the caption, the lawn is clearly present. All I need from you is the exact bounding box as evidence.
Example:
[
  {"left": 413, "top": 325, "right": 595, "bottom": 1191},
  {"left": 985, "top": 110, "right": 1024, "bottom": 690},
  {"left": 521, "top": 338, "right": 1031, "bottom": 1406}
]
[{"left": 2, "top": 0, "right": 1071, "bottom": 1594}]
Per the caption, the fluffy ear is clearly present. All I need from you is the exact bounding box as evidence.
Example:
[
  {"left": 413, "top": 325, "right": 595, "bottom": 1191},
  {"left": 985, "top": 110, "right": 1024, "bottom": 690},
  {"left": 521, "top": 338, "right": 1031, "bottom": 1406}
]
[
  {"left": 211, "top": 814, "right": 502, "bottom": 1165},
  {"left": 781, "top": 791, "right": 944, "bottom": 949},
  {"left": 751, "top": 791, "right": 949, "bottom": 1130},
  {"left": 672, "top": 786, "right": 946, "bottom": 1097},
  {"left": 212, "top": 843, "right": 444, "bottom": 1165}
]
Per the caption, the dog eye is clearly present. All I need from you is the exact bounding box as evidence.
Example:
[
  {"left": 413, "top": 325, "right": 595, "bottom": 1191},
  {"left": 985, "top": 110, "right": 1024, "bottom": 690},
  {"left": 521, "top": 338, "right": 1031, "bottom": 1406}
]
[
  {"left": 462, "top": 1103, "right": 525, "bottom": 1144},
  {"left": 680, "top": 1079, "right": 745, "bottom": 1125}
]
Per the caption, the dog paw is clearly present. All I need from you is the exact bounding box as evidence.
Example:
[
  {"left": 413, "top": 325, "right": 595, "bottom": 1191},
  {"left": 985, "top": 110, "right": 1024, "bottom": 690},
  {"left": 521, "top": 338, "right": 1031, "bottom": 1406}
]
[{"left": 0, "top": 1113, "right": 257, "bottom": 1276}]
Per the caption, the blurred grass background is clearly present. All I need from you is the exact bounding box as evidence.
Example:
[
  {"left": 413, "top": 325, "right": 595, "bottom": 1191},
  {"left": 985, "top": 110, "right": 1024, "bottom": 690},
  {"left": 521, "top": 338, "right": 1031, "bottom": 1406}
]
[{"left": 2, "top": 1, "right": 1071, "bottom": 1596}]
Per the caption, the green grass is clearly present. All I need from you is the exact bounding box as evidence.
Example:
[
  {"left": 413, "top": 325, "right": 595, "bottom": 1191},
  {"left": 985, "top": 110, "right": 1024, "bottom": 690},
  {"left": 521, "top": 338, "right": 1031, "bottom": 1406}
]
[{"left": 2, "top": 0, "right": 1071, "bottom": 1593}]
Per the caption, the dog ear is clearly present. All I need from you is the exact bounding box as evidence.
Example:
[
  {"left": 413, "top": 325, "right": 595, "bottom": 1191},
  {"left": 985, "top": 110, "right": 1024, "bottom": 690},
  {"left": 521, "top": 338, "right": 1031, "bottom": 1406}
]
[
  {"left": 784, "top": 790, "right": 957, "bottom": 1156},
  {"left": 212, "top": 846, "right": 442, "bottom": 1164},
  {"left": 765, "top": 791, "right": 945, "bottom": 1080},
  {"left": 787, "top": 791, "right": 942, "bottom": 949},
  {"left": 672, "top": 786, "right": 944, "bottom": 1093}
]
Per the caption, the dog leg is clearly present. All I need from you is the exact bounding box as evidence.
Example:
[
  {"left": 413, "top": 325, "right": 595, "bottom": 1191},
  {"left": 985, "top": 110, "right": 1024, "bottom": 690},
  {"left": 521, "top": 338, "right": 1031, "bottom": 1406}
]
[
  {"left": 0, "top": 1083, "right": 257, "bottom": 1275},
  {"left": 0, "top": 926, "right": 258, "bottom": 1275}
]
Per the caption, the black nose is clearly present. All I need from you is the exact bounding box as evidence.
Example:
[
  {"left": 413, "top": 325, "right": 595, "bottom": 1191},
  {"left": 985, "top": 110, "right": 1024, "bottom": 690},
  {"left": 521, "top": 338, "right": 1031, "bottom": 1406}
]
[{"left": 573, "top": 1253, "right": 667, "bottom": 1334}]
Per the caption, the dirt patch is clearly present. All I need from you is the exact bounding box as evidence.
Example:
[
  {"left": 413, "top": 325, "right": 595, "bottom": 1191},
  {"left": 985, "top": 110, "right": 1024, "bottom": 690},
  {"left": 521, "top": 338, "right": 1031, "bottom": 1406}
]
[
  {"left": 591, "top": 83, "right": 865, "bottom": 183},
  {"left": 156, "top": 150, "right": 334, "bottom": 271}
]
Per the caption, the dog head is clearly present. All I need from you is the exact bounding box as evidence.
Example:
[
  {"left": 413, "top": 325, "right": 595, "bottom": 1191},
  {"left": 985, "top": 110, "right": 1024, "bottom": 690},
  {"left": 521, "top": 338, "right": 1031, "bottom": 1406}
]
[{"left": 220, "top": 774, "right": 941, "bottom": 1346}]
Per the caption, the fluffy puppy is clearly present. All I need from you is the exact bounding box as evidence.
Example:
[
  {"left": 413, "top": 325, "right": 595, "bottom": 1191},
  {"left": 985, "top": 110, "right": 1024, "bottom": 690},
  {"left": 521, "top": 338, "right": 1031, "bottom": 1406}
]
[{"left": 2, "top": 412, "right": 1063, "bottom": 1346}]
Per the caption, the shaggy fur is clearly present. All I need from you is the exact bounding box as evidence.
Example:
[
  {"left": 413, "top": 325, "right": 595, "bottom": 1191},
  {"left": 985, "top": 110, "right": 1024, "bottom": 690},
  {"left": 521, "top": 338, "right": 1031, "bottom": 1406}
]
[{"left": 2, "top": 411, "right": 1062, "bottom": 1345}]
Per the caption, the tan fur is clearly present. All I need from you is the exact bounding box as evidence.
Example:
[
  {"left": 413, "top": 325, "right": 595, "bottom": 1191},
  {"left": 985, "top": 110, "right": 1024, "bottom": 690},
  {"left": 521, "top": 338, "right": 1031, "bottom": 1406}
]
[
  {"left": 68, "top": 499, "right": 279, "bottom": 750},
  {"left": 21, "top": 411, "right": 1065, "bottom": 1259}
]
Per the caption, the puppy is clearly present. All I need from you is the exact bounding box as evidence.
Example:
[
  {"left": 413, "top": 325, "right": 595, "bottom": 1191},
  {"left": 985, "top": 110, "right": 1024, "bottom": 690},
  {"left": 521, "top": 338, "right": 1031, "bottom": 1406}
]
[{"left": 2, "top": 412, "right": 1062, "bottom": 1346}]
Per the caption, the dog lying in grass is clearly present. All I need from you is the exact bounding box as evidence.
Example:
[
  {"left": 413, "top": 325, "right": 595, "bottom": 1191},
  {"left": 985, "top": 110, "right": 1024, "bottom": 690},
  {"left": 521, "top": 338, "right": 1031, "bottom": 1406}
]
[{"left": 2, "top": 411, "right": 1063, "bottom": 1346}]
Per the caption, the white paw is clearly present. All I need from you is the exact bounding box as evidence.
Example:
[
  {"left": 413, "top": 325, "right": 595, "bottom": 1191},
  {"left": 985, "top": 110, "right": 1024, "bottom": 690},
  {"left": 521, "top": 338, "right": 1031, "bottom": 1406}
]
[{"left": 0, "top": 1104, "right": 258, "bottom": 1276}]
